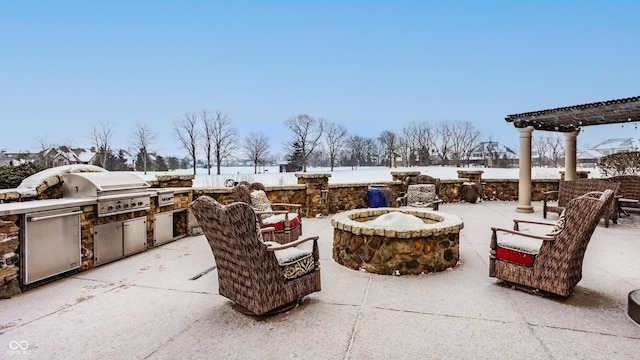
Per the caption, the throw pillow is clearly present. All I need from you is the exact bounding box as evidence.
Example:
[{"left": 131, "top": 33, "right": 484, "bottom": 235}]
[
  {"left": 547, "top": 209, "right": 565, "bottom": 236},
  {"left": 407, "top": 184, "right": 436, "bottom": 204},
  {"left": 255, "top": 219, "right": 264, "bottom": 242},
  {"left": 250, "top": 190, "right": 273, "bottom": 219}
]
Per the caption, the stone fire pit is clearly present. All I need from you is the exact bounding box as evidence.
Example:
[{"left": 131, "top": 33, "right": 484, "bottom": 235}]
[{"left": 331, "top": 208, "right": 464, "bottom": 275}]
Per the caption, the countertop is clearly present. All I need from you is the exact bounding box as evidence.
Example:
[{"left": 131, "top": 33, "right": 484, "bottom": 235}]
[{"left": 0, "top": 198, "right": 96, "bottom": 216}]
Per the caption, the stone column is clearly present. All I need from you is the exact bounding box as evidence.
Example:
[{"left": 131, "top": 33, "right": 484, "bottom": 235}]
[
  {"left": 295, "top": 173, "right": 331, "bottom": 217},
  {"left": 517, "top": 127, "right": 534, "bottom": 213},
  {"left": 0, "top": 216, "right": 21, "bottom": 298},
  {"left": 564, "top": 130, "right": 579, "bottom": 181},
  {"left": 390, "top": 171, "right": 420, "bottom": 182}
]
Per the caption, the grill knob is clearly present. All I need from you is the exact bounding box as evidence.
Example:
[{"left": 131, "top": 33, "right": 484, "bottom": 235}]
[{"left": 138, "top": 201, "right": 144, "bottom": 206}]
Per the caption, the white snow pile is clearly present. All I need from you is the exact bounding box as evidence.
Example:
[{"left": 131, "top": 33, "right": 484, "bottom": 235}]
[
  {"left": 16, "top": 164, "right": 106, "bottom": 195},
  {"left": 364, "top": 211, "right": 427, "bottom": 230}
]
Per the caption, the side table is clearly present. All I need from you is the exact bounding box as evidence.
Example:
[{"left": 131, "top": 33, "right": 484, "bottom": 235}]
[{"left": 617, "top": 197, "right": 639, "bottom": 217}]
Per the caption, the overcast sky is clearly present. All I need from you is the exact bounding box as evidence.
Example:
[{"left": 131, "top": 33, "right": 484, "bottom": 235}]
[{"left": 2, "top": 1, "right": 639, "bottom": 159}]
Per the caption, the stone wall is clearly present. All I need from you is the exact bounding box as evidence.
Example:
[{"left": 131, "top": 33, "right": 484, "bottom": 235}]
[
  {"left": 0, "top": 168, "right": 566, "bottom": 298},
  {"left": 0, "top": 215, "right": 20, "bottom": 298}
]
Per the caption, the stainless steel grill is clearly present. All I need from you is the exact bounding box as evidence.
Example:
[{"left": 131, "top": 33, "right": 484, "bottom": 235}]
[{"left": 61, "top": 172, "right": 151, "bottom": 217}]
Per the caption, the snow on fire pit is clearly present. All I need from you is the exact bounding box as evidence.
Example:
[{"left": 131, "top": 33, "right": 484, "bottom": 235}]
[{"left": 331, "top": 208, "right": 464, "bottom": 275}]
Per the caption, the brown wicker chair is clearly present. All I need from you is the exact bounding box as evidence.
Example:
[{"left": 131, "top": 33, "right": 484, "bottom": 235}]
[
  {"left": 489, "top": 190, "right": 614, "bottom": 297},
  {"left": 607, "top": 175, "right": 640, "bottom": 214},
  {"left": 396, "top": 175, "right": 443, "bottom": 210},
  {"left": 233, "top": 181, "right": 302, "bottom": 243},
  {"left": 543, "top": 178, "right": 620, "bottom": 227},
  {"left": 190, "top": 196, "right": 321, "bottom": 316}
]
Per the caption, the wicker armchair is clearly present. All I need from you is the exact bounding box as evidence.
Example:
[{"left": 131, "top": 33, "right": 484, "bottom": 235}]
[
  {"left": 607, "top": 175, "right": 640, "bottom": 211},
  {"left": 190, "top": 196, "right": 321, "bottom": 316},
  {"left": 396, "top": 175, "right": 443, "bottom": 210},
  {"left": 233, "top": 181, "right": 302, "bottom": 243},
  {"left": 489, "top": 190, "right": 614, "bottom": 297},
  {"left": 543, "top": 178, "right": 620, "bottom": 227}
]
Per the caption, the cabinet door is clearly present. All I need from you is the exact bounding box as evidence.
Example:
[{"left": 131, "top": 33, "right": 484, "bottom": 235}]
[
  {"left": 23, "top": 208, "right": 81, "bottom": 284},
  {"left": 154, "top": 212, "right": 174, "bottom": 246},
  {"left": 123, "top": 217, "right": 147, "bottom": 256},
  {"left": 94, "top": 222, "right": 123, "bottom": 266}
]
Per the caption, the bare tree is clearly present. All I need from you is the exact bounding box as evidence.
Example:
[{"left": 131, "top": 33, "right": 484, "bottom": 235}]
[
  {"left": 130, "top": 123, "right": 157, "bottom": 174},
  {"left": 378, "top": 130, "right": 398, "bottom": 168},
  {"left": 324, "top": 122, "right": 348, "bottom": 171},
  {"left": 402, "top": 121, "right": 433, "bottom": 166},
  {"left": 90, "top": 121, "right": 113, "bottom": 169},
  {"left": 284, "top": 114, "right": 324, "bottom": 172},
  {"left": 365, "top": 138, "right": 381, "bottom": 166},
  {"left": 242, "top": 132, "right": 271, "bottom": 174},
  {"left": 401, "top": 121, "right": 427, "bottom": 166},
  {"left": 434, "top": 122, "right": 452, "bottom": 165},
  {"left": 548, "top": 135, "right": 565, "bottom": 167},
  {"left": 533, "top": 134, "right": 549, "bottom": 166},
  {"left": 35, "top": 135, "right": 53, "bottom": 167},
  {"left": 203, "top": 110, "right": 237, "bottom": 175},
  {"left": 449, "top": 120, "right": 480, "bottom": 166},
  {"left": 174, "top": 112, "right": 200, "bottom": 176},
  {"left": 345, "top": 135, "right": 365, "bottom": 169}
]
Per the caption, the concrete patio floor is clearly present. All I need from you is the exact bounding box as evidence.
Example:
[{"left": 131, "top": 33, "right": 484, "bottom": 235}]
[{"left": 1, "top": 201, "right": 639, "bottom": 359}]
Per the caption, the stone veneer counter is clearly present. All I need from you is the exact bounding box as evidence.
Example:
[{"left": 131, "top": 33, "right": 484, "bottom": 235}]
[{"left": 331, "top": 208, "right": 464, "bottom": 275}]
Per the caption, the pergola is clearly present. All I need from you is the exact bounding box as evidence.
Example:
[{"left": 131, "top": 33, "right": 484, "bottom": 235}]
[{"left": 504, "top": 96, "right": 640, "bottom": 212}]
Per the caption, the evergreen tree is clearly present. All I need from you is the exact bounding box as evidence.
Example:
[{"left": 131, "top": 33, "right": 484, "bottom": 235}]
[
  {"left": 167, "top": 156, "right": 180, "bottom": 170},
  {"left": 156, "top": 155, "right": 168, "bottom": 171},
  {"left": 135, "top": 152, "right": 154, "bottom": 172},
  {"left": 287, "top": 141, "right": 304, "bottom": 170},
  {"left": 104, "top": 149, "right": 130, "bottom": 171}
]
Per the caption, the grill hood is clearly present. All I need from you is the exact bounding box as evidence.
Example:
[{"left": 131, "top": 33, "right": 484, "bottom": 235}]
[{"left": 62, "top": 172, "right": 150, "bottom": 198}]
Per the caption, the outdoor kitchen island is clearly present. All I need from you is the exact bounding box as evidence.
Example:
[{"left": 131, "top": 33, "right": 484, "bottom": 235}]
[{"left": 0, "top": 165, "right": 194, "bottom": 298}]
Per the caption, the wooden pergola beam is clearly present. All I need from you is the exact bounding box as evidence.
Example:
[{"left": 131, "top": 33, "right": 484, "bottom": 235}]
[{"left": 505, "top": 96, "right": 640, "bottom": 132}]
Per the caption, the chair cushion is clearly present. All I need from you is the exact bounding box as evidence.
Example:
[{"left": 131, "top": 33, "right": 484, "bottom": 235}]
[
  {"left": 264, "top": 241, "right": 315, "bottom": 281},
  {"left": 261, "top": 213, "right": 301, "bottom": 232},
  {"left": 546, "top": 209, "right": 566, "bottom": 236},
  {"left": 496, "top": 233, "right": 543, "bottom": 267},
  {"left": 407, "top": 184, "right": 436, "bottom": 205},
  {"left": 250, "top": 190, "right": 273, "bottom": 219}
]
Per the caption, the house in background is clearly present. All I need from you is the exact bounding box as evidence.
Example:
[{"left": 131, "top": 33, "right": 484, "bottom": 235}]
[
  {"left": 49, "top": 146, "right": 96, "bottom": 167},
  {"left": 468, "top": 141, "right": 518, "bottom": 168},
  {"left": 0, "top": 150, "right": 32, "bottom": 166},
  {"left": 590, "top": 138, "right": 638, "bottom": 155},
  {"left": 577, "top": 149, "right": 603, "bottom": 167},
  {"left": 577, "top": 138, "right": 639, "bottom": 167}
]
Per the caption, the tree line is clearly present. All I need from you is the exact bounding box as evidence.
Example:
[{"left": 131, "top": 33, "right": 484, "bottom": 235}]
[{"left": 25, "top": 110, "right": 570, "bottom": 174}]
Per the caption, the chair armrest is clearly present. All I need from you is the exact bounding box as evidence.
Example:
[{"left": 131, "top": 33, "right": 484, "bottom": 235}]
[
  {"left": 266, "top": 235, "right": 319, "bottom": 250},
  {"left": 261, "top": 226, "right": 276, "bottom": 241},
  {"left": 543, "top": 190, "right": 558, "bottom": 202},
  {"left": 270, "top": 203, "right": 302, "bottom": 213},
  {"left": 491, "top": 227, "right": 555, "bottom": 241},
  {"left": 271, "top": 203, "right": 301, "bottom": 208},
  {"left": 255, "top": 210, "right": 288, "bottom": 216},
  {"left": 512, "top": 219, "right": 555, "bottom": 231}
]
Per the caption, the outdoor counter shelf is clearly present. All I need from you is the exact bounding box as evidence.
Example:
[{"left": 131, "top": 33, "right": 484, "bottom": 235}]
[{"left": 0, "top": 198, "right": 96, "bottom": 216}]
